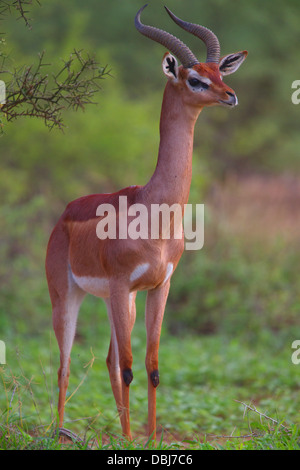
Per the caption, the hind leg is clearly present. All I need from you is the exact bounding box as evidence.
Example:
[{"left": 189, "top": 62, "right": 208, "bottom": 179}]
[
  {"left": 105, "top": 298, "right": 123, "bottom": 418},
  {"left": 52, "top": 282, "right": 85, "bottom": 428},
  {"left": 46, "top": 221, "right": 85, "bottom": 427}
]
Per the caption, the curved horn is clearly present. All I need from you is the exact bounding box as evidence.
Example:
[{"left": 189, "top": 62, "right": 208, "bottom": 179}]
[
  {"left": 135, "top": 4, "right": 199, "bottom": 69},
  {"left": 164, "top": 7, "right": 220, "bottom": 63}
]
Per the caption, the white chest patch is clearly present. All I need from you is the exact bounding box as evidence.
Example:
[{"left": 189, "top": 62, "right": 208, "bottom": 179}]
[
  {"left": 130, "top": 263, "right": 150, "bottom": 282},
  {"left": 164, "top": 262, "right": 174, "bottom": 284},
  {"left": 71, "top": 272, "right": 109, "bottom": 298}
]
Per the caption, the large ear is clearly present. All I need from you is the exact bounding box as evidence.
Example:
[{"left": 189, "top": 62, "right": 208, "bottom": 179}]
[
  {"left": 219, "top": 50, "right": 248, "bottom": 76},
  {"left": 162, "top": 53, "right": 179, "bottom": 81}
]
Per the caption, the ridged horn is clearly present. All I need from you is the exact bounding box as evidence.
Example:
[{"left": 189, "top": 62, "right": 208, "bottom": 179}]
[
  {"left": 135, "top": 4, "right": 199, "bottom": 69},
  {"left": 164, "top": 6, "right": 220, "bottom": 63}
]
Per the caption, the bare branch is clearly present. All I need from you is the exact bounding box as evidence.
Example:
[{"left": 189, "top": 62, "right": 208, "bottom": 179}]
[
  {"left": 0, "top": 1, "right": 111, "bottom": 131},
  {"left": 0, "top": 0, "right": 40, "bottom": 29},
  {"left": 234, "top": 400, "right": 290, "bottom": 433},
  {"left": 0, "top": 49, "right": 111, "bottom": 130}
]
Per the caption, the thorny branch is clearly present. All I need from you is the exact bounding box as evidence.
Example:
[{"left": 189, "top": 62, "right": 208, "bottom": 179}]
[
  {"left": 0, "top": 0, "right": 40, "bottom": 29},
  {"left": 202, "top": 400, "right": 292, "bottom": 446},
  {"left": 234, "top": 400, "right": 290, "bottom": 433},
  {"left": 1, "top": 50, "right": 110, "bottom": 129},
  {"left": 0, "top": 0, "right": 110, "bottom": 130}
]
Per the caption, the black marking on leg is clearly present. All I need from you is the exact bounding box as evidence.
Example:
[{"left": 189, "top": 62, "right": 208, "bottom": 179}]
[
  {"left": 123, "top": 368, "right": 133, "bottom": 386},
  {"left": 150, "top": 369, "right": 159, "bottom": 388}
]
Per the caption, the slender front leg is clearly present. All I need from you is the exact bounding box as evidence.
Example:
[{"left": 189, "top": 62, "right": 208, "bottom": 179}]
[
  {"left": 145, "top": 280, "right": 170, "bottom": 440},
  {"left": 109, "top": 281, "right": 135, "bottom": 440},
  {"left": 105, "top": 292, "right": 137, "bottom": 438}
]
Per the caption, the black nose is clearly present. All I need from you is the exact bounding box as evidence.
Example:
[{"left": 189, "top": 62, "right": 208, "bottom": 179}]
[{"left": 225, "top": 91, "right": 238, "bottom": 106}]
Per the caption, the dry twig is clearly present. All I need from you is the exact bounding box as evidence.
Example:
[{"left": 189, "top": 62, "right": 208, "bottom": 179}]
[
  {"left": 234, "top": 399, "right": 290, "bottom": 433},
  {"left": 0, "top": 1, "right": 110, "bottom": 130}
]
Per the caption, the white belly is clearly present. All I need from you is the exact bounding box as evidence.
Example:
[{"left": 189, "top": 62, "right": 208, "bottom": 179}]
[{"left": 71, "top": 272, "right": 110, "bottom": 298}]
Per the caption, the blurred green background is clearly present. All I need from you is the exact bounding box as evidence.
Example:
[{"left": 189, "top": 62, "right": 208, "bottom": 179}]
[{"left": 0, "top": 0, "right": 300, "bottom": 441}]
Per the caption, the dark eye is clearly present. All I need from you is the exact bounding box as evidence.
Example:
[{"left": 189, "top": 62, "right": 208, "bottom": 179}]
[{"left": 188, "top": 78, "right": 209, "bottom": 89}]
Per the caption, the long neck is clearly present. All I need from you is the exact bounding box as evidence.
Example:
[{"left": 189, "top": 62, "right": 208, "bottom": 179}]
[{"left": 142, "top": 81, "right": 202, "bottom": 207}]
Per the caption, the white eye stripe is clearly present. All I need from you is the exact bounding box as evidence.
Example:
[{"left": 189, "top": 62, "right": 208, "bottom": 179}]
[{"left": 188, "top": 73, "right": 212, "bottom": 86}]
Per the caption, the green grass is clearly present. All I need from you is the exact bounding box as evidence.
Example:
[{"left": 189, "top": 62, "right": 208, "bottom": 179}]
[{"left": 1, "top": 301, "right": 299, "bottom": 449}]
